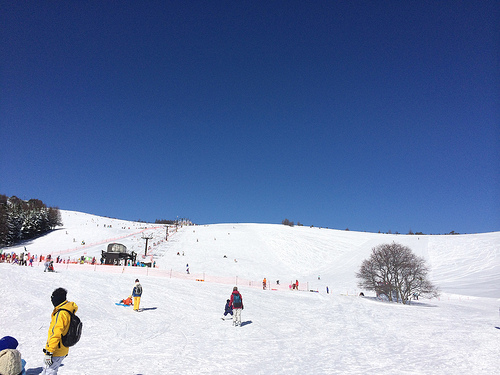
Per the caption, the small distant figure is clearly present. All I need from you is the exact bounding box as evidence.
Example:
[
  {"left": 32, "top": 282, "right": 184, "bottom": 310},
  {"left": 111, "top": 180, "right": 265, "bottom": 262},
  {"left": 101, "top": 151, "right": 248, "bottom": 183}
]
[
  {"left": 276, "top": 280, "right": 280, "bottom": 285},
  {"left": 326, "top": 286, "right": 329, "bottom": 294},
  {"left": 132, "top": 279, "right": 143, "bottom": 311},
  {"left": 221, "top": 299, "right": 233, "bottom": 320},
  {"left": 359, "top": 292, "right": 364, "bottom": 297},
  {"left": 262, "top": 278, "right": 267, "bottom": 290},
  {"left": 318, "top": 275, "right": 321, "bottom": 280},
  {"left": 234, "top": 259, "right": 237, "bottom": 263},
  {"left": 413, "top": 292, "right": 419, "bottom": 300}
]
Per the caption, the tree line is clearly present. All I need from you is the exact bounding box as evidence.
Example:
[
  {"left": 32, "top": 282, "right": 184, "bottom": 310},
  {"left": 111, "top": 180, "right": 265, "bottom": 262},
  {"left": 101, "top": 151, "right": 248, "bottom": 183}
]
[
  {"left": 154, "top": 219, "right": 177, "bottom": 225},
  {"left": 0, "top": 194, "right": 62, "bottom": 247},
  {"left": 154, "top": 218, "right": 192, "bottom": 225}
]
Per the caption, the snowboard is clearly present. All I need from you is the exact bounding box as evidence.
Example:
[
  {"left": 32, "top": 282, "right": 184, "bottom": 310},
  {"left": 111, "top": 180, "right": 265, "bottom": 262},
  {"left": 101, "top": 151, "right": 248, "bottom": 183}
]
[{"left": 115, "top": 303, "right": 132, "bottom": 307}]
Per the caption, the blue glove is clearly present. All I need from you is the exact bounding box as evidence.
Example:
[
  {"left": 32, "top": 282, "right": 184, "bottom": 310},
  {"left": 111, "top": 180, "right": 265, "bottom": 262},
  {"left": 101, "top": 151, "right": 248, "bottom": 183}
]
[{"left": 44, "top": 352, "right": 53, "bottom": 366}]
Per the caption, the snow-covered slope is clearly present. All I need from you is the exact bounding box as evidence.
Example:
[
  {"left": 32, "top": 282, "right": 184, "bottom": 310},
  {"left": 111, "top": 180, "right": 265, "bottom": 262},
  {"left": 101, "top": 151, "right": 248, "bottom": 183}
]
[
  {"left": 1, "top": 210, "right": 499, "bottom": 374},
  {"left": 8, "top": 210, "right": 500, "bottom": 297}
]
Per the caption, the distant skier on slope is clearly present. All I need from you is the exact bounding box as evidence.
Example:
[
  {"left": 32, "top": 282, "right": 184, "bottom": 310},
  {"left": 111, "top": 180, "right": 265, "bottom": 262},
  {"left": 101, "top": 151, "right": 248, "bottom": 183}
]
[{"left": 229, "top": 287, "right": 243, "bottom": 327}]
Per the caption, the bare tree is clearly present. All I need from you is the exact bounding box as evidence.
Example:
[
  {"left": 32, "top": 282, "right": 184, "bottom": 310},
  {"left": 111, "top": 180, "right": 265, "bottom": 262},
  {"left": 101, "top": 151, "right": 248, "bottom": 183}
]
[{"left": 356, "top": 242, "right": 439, "bottom": 304}]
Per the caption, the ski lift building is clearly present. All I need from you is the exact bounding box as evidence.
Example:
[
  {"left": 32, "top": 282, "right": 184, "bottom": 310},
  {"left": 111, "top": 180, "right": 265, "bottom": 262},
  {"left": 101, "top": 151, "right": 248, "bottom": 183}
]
[{"left": 102, "top": 243, "right": 136, "bottom": 265}]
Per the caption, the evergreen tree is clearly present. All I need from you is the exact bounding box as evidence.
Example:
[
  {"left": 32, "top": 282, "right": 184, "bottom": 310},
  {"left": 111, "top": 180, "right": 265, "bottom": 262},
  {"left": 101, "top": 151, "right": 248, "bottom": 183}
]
[{"left": 0, "top": 194, "right": 63, "bottom": 246}]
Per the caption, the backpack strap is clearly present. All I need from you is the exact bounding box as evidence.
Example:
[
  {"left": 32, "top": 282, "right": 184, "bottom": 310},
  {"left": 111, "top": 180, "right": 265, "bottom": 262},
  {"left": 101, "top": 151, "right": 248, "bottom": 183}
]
[{"left": 58, "top": 308, "right": 74, "bottom": 317}]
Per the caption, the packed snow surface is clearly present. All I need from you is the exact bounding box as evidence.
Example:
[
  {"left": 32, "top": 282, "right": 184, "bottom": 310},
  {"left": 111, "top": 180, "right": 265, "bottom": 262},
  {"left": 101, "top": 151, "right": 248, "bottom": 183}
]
[{"left": 1, "top": 210, "right": 499, "bottom": 374}]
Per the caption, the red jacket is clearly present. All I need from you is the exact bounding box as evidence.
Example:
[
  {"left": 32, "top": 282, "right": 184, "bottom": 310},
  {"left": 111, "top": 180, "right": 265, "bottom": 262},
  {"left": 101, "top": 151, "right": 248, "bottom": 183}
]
[{"left": 230, "top": 291, "right": 243, "bottom": 309}]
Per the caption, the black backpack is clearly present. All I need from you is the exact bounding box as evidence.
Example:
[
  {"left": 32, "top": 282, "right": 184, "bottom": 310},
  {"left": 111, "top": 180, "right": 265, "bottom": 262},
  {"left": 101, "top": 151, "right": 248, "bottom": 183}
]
[
  {"left": 59, "top": 309, "right": 83, "bottom": 347},
  {"left": 135, "top": 285, "right": 143, "bottom": 295}
]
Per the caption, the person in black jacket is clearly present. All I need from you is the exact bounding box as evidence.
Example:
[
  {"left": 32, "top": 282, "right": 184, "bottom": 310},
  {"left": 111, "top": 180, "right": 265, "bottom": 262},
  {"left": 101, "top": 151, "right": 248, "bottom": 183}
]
[{"left": 132, "top": 279, "right": 143, "bottom": 311}]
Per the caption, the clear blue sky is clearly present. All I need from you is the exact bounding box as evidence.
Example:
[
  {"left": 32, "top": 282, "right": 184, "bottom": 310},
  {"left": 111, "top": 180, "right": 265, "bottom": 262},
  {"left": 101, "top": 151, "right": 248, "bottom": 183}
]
[{"left": 1, "top": 1, "right": 499, "bottom": 234}]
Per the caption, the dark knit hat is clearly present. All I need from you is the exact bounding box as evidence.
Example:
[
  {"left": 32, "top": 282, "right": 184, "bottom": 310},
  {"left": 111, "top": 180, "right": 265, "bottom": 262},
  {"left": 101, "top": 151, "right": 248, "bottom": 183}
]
[
  {"left": 51, "top": 287, "right": 67, "bottom": 307},
  {"left": 0, "top": 337, "right": 18, "bottom": 351},
  {"left": 0, "top": 349, "right": 22, "bottom": 375}
]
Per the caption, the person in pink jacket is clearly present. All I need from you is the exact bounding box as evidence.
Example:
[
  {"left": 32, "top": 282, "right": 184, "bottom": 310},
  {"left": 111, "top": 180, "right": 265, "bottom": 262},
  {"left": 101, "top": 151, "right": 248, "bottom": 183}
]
[{"left": 229, "top": 287, "right": 243, "bottom": 327}]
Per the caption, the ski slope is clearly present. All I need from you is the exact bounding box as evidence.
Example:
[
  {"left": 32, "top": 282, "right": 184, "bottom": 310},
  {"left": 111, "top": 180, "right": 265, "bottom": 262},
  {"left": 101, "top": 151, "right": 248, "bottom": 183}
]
[{"left": 1, "top": 210, "right": 499, "bottom": 374}]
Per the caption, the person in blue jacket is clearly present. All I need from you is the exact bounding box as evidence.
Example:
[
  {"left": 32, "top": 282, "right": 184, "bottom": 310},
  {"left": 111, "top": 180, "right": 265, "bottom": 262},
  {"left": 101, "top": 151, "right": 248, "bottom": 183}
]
[{"left": 222, "top": 299, "right": 233, "bottom": 320}]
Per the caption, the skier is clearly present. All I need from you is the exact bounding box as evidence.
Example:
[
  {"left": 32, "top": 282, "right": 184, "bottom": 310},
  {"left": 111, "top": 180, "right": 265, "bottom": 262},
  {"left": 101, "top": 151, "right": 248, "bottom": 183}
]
[
  {"left": 221, "top": 299, "right": 233, "bottom": 320},
  {"left": 42, "top": 287, "right": 78, "bottom": 374},
  {"left": 132, "top": 279, "right": 143, "bottom": 311},
  {"left": 229, "top": 287, "right": 244, "bottom": 327},
  {"left": 262, "top": 278, "right": 267, "bottom": 290}
]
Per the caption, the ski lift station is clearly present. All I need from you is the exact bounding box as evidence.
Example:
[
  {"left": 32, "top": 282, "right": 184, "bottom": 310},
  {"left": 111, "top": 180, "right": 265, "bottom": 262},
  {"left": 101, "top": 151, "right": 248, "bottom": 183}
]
[{"left": 101, "top": 243, "right": 137, "bottom": 265}]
